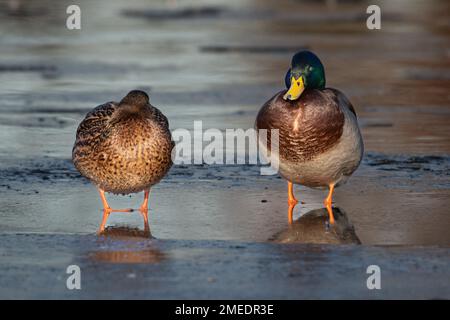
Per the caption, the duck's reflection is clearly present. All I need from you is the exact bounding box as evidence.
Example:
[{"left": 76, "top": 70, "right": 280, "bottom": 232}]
[
  {"left": 98, "top": 225, "right": 152, "bottom": 239},
  {"left": 271, "top": 207, "right": 361, "bottom": 245},
  {"left": 91, "top": 226, "right": 165, "bottom": 264},
  {"left": 91, "top": 249, "right": 165, "bottom": 264}
]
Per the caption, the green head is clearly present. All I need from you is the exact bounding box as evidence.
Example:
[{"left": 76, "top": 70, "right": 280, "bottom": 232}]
[{"left": 283, "top": 51, "right": 326, "bottom": 101}]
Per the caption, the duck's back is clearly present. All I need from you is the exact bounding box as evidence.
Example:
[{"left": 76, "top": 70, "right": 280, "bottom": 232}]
[{"left": 72, "top": 102, "right": 173, "bottom": 194}]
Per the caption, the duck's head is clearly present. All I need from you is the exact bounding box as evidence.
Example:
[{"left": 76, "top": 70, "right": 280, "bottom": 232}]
[
  {"left": 283, "top": 51, "right": 326, "bottom": 101},
  {"left": 120, "top": 90, "right": 150, "bottom": 106}
]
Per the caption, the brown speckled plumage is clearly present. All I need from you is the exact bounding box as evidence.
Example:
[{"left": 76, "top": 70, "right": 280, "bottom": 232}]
[{"left": 72, "top": 91, "right": 173, "bottom": 194}]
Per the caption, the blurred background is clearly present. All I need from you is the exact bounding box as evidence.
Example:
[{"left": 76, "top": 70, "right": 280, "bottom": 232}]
[{"left": 0, "top": 0, "right": 449, "bottom": 245}]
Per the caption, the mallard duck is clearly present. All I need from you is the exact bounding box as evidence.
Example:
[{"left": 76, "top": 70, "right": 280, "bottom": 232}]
[
  {"left": 72, "top": 90, "right": 174, "bottom": 234},
  {"left": 256, "top": 51, "right": 363, "bottom": 225}
]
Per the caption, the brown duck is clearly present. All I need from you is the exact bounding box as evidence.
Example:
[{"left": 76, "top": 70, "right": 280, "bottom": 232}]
[
  {"left": 256, "top": 51, "right": 363, "bottom": 225},
  {"left": 72, "top": 90, "right": 173, "bottom": 234}
]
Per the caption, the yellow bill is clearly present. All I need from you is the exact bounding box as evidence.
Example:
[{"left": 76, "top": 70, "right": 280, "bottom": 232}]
[{"left": 283, "top": 76, "right": 305, "bottom": 101}]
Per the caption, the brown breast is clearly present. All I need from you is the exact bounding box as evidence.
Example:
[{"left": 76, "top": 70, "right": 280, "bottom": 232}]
[{"left": 255, "top": 89, "right": 345, "bottom": 162}]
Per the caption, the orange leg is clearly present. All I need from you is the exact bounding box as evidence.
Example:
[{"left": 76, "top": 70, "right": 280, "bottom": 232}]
[
  {"left": 98, "top": 209, "right": 110, "bottom": 235},
  {"left": 139, "top": 189, "right": 150, "bottom": 233},
  {"left": 288, "top": 205, "right": 295, "bottom": 225},
  {"left": 97, "top": 188, "right": 133, "bottom": 234},
  {"left": 287, "top": 181, "right": 299, "bottom": 224},
  {"left": 324, "top": 183, "right": 335, "bottom": 225}
]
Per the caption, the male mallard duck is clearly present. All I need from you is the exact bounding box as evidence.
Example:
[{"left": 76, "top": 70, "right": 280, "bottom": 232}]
[
  {"left": 72, "top": 90, "right": 173, "bottom": 234},
  {"left": 256, "top": 51, "right": 363, "bottom": 225}
]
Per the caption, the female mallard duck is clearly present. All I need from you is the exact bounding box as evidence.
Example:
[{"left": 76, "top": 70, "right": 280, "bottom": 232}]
[
  {"left": 256, "top": 51, "right": 363, "bottom": 225},
  {"left": 72, "top": 90, "right": 173, "bottom": 234}
]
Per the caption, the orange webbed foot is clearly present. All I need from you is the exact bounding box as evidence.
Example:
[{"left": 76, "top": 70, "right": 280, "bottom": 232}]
[{"left": 96, "top": 188, "right": 150, "bottom": 234}]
